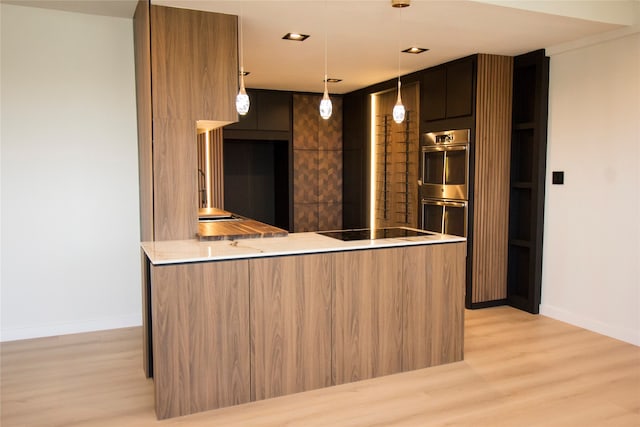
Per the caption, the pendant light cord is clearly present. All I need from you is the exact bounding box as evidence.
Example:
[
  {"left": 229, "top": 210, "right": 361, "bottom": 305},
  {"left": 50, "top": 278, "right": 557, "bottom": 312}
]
[
  {"left": 239, "top": 7, "right": 244, "bottom": 74},
  {"left": 397, "top": 7, "right": 401, "bottom": 84},
  {"left": 324, "top": 1, "right": 328, "bottom": 85}
]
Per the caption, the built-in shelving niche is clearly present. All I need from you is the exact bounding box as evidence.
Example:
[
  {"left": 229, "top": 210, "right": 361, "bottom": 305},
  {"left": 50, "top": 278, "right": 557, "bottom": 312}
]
[{"left": 507, "top": 49, "right": 549, "bottom": 314}]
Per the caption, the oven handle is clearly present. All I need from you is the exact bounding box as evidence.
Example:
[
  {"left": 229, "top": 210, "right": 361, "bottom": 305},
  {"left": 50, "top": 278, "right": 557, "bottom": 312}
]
[
  {"left": 422, "top": 199, "right": 467, "bottom": 208},
  {"left": 422, "top": 144, "right": 468, "bottom": 153}
]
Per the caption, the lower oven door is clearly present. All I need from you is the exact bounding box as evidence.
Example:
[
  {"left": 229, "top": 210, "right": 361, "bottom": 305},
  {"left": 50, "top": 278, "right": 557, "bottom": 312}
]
[{"left": 421, "top": 199, "right": 468, "bottom": 237}]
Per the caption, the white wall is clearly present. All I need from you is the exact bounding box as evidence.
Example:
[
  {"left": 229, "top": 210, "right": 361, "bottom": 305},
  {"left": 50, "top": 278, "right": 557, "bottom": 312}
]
[
  {"left": 1, "top": 4, "right": 141, "bottom": 341},
  {"left": 542, "top": 30, "right": 640, "bottom": 345}
]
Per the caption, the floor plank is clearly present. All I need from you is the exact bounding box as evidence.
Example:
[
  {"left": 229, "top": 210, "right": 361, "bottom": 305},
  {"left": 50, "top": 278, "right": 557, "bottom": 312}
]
[{"left": 1, "top": 306, "right": 638, "bottom": 426}]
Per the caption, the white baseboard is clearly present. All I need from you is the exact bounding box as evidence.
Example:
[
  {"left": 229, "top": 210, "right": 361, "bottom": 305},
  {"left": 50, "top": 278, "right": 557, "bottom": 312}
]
[
  {"left": 540, "top": 304, "right": 640, "bottom": 347},
  {"left": 0, "top": 314, "right": 142, "bottom": 342}
]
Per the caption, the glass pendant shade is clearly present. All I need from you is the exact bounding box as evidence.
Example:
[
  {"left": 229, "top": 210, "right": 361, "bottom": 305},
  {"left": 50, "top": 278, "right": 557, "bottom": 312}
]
[
  {"left": 320, "top": 83, "right": 332, "bottom": 120},
  {"left": 393, "top": 79, "right": 405, "bottom": 123},
  {"left": 236, "top": 72, "right": 250, "bottom": 116}
]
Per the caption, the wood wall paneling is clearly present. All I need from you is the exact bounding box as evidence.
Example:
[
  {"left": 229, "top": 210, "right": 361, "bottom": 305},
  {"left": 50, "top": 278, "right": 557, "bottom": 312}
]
[
  {"left": 133, "top": 0, "right": 153, "bottom": 241},
  {"left": 471, "top": 54, "right": 513, "bottom": 304},
  {"left": 249, "top": 254, "right": 333, "bottom": 401},
  {"left": 150, "top": 260, "right": 250, "bottom": 419},
  {"left": 292, "top": 94, "right": 343, "bottom": 232},
  {"left": 403, "top": 243, "right": 466, "bottom": 370},
  {"left": 333, "top": 248, "right": 403, "bottom": 384},
  {"left": 152, "top": 119, "right": 198, "bottom": 240}
]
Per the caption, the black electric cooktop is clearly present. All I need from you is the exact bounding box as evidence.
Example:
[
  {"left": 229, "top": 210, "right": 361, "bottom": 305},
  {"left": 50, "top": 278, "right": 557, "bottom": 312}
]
[{"left": 317, "top": 227, "right": 435, "bottom": 242}]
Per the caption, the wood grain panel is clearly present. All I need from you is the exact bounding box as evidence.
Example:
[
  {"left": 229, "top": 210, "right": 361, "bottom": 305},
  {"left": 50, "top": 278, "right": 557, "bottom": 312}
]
[
  {"left": 333, "top": 248, "right": 403, "bottom": 385},
  {"left": 250, "top": 254, "right": 333, "bottom": 400},
  {"left": 472, "top": 54, "right": 513, "bottom": 304},
  {"left": 292, "top": 94, "right": 343, "bottom": 232},
  {"left": 133, "top": 0, "right": 153, "bottom": 242},
  {"left": 403, "top": 243, "right": 466, "bottom": 370},
  {"left": 152, "top": 119, "right": 198, "bottom": 241},
  {"left": 150, "top": 5, "right": 237, "bottom": 123},
  {"left": 150, "top": 260, "right": 250, "bottom": 419},
  {"left": 198, "top": 219, "right": 287, "bottom": 240}
]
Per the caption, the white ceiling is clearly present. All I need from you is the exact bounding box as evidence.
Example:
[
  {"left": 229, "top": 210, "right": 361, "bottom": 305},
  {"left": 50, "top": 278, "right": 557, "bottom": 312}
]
[{"left": 3, "top": 0, "right": 637, "bottom": 94}]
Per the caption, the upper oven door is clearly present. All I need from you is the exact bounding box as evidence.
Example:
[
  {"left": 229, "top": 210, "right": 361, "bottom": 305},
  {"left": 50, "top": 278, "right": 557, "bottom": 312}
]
[{"left": 420, "top": 143, "right": 469, "bottom": 200}]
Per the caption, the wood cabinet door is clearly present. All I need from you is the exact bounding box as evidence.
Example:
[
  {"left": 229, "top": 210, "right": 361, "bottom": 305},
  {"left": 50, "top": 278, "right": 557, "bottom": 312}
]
[
  {"left": 422, "top": 67, "right": 447, "bottom": 121},
  {"left": 333, "top": 248, "right": 403, "bottom": 384},
  {"left": 402, "top": 243, "right": 466, "bottom": 370},
  {"left": 151, "top": 260, "right": 250, "bottom": 419},
  {"left": 152, "top": 118, "right": 198, "bottom": 241},
  {"left": 446, "top": 58, "right": 474, "bottom": 118},
  {"left": 150, "top": 5, "right": 237, "bottom": 122},
  {"left": 250, "top": 253, "right": 333, "bottom": 400}
]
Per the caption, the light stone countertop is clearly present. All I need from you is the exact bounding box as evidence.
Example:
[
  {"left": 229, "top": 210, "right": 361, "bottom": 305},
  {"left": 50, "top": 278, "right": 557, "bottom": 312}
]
[{"left": 141, "top": 230, "right": 466, "bottom": 265}]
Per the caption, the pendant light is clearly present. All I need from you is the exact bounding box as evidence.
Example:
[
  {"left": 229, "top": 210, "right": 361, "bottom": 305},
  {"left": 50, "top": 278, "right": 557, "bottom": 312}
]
[
  {"left": 392, "top": 6, "right": 405, "bottom": 124},
  {"left": 319, "top": 2, "right": 332, "bottom": 120},
  {"left": 236, "top": 11, "right": 250, "bottom": 116},
  {"left": 393, "top": 78, "right": 405, "bottom": 123}
]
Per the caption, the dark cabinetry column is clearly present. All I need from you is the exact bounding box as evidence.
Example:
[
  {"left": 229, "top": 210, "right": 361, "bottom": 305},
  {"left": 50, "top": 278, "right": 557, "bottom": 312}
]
[{"left": 507, "top": 49, "right": 549, "bottom": 314}]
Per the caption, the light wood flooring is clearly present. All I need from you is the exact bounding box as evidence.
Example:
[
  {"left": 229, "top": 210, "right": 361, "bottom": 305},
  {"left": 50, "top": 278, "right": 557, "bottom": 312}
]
[{"left": 1, "top": 306, "right": 638, "bottom": 426}]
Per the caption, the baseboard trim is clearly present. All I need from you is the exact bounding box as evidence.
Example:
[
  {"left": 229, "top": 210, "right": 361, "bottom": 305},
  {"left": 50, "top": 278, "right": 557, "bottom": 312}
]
[
  {"left": 540, "top": 304, "right": 640, "bottom": 346},
  {"left": 0, "top": 314, "right": 142, "bottom": 342}
]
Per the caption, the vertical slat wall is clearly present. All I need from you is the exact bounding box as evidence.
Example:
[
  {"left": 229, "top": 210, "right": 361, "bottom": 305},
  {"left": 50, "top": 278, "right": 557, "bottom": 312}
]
[
  {"left": 472, "top": 54, "right": 513, "bottom": 304},
  {"left": 210, "top": 128, "right": 225, "bottom": 208}
]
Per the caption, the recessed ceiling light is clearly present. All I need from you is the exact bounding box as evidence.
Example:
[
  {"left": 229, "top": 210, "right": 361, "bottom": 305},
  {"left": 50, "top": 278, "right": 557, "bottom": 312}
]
[
  {"left": 282, "top": 33, "right": 310, "bottom": 41},
  {"left": 324, "top": 78, "right": 342, "bottom": 83},
  {"left": 402, "top": 47, "right": 429, "bottom": 54},
  {"left": 391, "top": 0, "right": 411, "bottom": 7}
]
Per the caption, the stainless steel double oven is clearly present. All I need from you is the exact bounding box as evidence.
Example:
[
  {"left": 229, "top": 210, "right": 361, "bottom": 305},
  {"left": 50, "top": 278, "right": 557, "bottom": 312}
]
[{"left": 419, "top": 129, "right": 470, "bottom": 237}]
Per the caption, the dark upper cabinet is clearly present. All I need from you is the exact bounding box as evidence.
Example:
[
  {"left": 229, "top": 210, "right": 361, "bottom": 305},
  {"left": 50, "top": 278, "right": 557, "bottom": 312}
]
[
  {"left": 446, "top": 59, "right": 474, "bottom": 118},
  {"left": 226, "top": 89, "right": 291, "bottom": 132},
  {"left": 422, "top": 57, "right": 475, "bottom": 122},
  {"left": 422, "top": 67, "right": 447, "bottom": 121}
]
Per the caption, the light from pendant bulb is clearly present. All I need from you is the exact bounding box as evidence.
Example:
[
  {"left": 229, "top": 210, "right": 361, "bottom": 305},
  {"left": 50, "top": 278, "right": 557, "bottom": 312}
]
[
  {"left": 320, "top": 80, "right": 332, "bottom": 120},
  {"left": 393, "top": 79, "right": 405, "bottom": 123},
  {"left": 236, "top": 71, "right": 250, "bottom": 115}
]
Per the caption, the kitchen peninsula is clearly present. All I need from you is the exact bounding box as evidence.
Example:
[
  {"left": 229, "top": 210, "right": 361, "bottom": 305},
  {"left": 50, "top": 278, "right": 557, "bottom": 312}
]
[{"left": 141, "top": 228, "right": 466, "bottom": 419}]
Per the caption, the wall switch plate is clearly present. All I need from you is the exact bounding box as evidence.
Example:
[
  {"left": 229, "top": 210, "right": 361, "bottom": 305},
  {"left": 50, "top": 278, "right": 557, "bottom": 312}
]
[{"left": 552, "top": 171, "right": 564, "bottom": 185}]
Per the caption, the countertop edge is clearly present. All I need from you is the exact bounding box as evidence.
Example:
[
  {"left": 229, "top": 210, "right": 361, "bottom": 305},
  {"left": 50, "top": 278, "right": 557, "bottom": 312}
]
[{"left": 141, "top": 232, "right": 466, "bottom": 265}]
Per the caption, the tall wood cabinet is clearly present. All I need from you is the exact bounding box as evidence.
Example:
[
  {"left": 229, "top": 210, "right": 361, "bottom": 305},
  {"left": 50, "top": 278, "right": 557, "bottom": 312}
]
[{"left": 133, "top": 1, "right": 238, "bottom": 241}]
